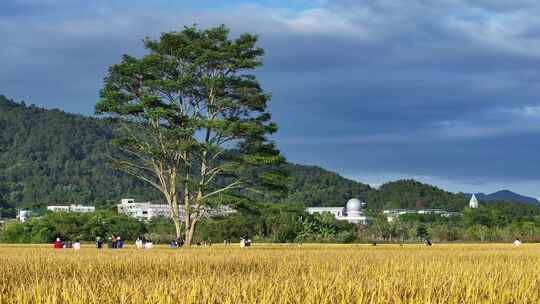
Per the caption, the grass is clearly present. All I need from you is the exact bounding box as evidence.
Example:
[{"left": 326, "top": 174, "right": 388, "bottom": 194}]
[{"left": 0, "top": 243, "right": 539, "bottom": 303}]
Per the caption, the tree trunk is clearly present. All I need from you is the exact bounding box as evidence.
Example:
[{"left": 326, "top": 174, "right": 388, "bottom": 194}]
[
  {"left": 173, "top": 217, "right": 182, "bottom": 240},
  {"left": 185, "top": 218, "right": 198, "bottom": 246},
  {"left": 185, "top": 218, "right": 192, "bottom": 246}
]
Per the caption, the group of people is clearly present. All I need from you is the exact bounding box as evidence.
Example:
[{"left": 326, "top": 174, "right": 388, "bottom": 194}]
[
  {"left": 53, "top": 238, "right": 81, "bottom": 250},
  {"left": 135, "top": 237, "right": 155, "bottom": 249},
  {"left": 54, "top": 236, "right": 524, "bottom": 249},
  {"left": 106, "top": 235, "right": 124, "bottom": 249},
  {"left": 169, "top": 239, "right": 185, "bottom": 248},
  {"left": 240, "top": 237, "right": 252, "bottom": 248},
  {"left": 54, "top": 236, "right": 123, "bottom": 250},
  {"left": 73, "top": 236, "right": 217, "bottom": 250}
]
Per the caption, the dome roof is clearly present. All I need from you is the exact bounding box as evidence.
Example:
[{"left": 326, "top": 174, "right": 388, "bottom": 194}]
[{"left": 346, "top": 198, "right": 364, "bottom": 212}]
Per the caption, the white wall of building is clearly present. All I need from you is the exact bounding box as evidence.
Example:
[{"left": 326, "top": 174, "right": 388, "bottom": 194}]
[
  {"left": 306, "top": 207, "right": 345, "bottom": 217},
  {"left": 117, "top": 199, "right": 235, "bottom": 221},
  {"left": 17, "top": 210, "right": 32, "bottom": 223},
  {"left": 47, "top": 205, "right": 95, "bottom": 213},
  {"left": 117, "top": 200, "right": 171, "bottom": 221},
  {"left": 383, "top": 208, "right": 457, "bottom": 222}
]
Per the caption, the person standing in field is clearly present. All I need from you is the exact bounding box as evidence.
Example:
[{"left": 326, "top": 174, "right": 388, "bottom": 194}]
[
  {"left": 73, "top": 240, "right": 81, "bottom": 250},
  {"left": 107, "top": 237, "right": 113, "bottom": 249},
  {"left": 116, "top": 236, "right": 123, "bottom": 249},
  {"left": 53, "top": 238, "right": 63, "bottom": 249},
  {"left": 135, "top": 237, "right": 143, "bottom": 249},
  {"left": 240, "top": 237, "right": 245, "bottom": 248},
  {"left": 513, "top": 238, "right": 522, "bottom": 247},
  {"left": 96, "top": 237, "right": 103, "bottom": 249}
]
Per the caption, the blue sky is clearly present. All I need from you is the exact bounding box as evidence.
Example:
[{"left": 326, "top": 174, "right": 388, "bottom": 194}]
[{"left": 1, "top": 0, "right": 540, "bottom": 198}]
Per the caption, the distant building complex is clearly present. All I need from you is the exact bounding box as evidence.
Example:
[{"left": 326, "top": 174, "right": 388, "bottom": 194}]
[
  {"left": 117, "top": 199, "right": 171, "bottom": 220},
  {"left": 47, "top": 205, "right": 95, "bottom": 213},
  {"left": 383, "top": 208, "right": 459, "bottom": 222},
  {"left": 12, "top": 194, "right": 480, "bottom": 225},
  {"left": 307, "top": 197, "right": 467, "bottom": 224},
  {"left": 117, "top": 198, "right": 235, "bottom": 221},
  {"left": 307, "top": 198, "right": 369, "bottom": 224}
]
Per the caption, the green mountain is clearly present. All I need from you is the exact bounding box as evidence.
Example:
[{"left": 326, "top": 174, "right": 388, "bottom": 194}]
[
  {"left": 0, "top": 95, "right": 470, "bottom": 215},
  {"left": 366, "top": 180, "right": 467, "bottom": 211},
  {"left": 467, "top": 190, "right": 540, "bottom": 206},
  {"left": 281, "top": 164, "right": 372, "bottom": 207},
  {"left": 0, "top": 95, "right": 162, "bottom": 216}
]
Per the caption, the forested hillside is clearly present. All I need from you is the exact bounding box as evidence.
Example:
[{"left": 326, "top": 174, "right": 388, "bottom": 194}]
[
  {"left": 0, "top": 95, "right": 472, "bottom": 216},
  {"left": 281, "top": 164, "right": 372, "bottom": 207},
  {"left": 365, "top": 180, "right": 468, "bottom": 211},
  {"left": 0, "top": 95, "right": 377, "bottom": 213},
  {"left": 0, "top": 95, "right": 161, "bottom": 216}
]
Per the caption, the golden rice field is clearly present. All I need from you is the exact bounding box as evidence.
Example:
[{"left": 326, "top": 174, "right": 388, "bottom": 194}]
[{"left": 0, "top": 243, "right": 539, "bottom": 304}]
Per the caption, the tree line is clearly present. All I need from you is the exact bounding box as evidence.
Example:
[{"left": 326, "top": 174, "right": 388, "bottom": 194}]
[
  {"left": 362, "top": 202, "right": 540, "bottom": 243},
  {"left": 2, "top": 200, "right": 539, "bottom": 244}
]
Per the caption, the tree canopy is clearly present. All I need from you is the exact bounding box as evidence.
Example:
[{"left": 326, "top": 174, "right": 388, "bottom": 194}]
[{"left": 95, "top": 25, "right": 286, "bottom": 244}]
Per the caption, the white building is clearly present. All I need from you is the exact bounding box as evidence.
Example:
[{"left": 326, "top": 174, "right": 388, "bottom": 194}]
[
  {"left": 17, "top": 210, "right": 32, "bottom": 223},
  {"left": 117, "top": 198, "right": 235, "bottom": 221},
  {"left": 383, "top": 208, "right": 456, "bottom": 222},
  {"left": 70, "top": 205, "right": 96, "bottom": 213},
  {"left": 469, "top": 194, "right": 479, "bottom": 209},
  {"left": 383, "top": 209, "right": 417, "bottom": 222},
  {"left": 307, "top": 198, "right": 369, "bottom": 224},
  {"left": 418, "top": 209, "right": 452, "bottom": 215},
  {"left": 305, "top": 207, "right": 345, "bottom": 218},
  {"left": 117, "top": 199, "right": 172, "bottom": 220},
  {"left": 47, "top": 206, "right": 69, "bottom": 212},
  {"left": 47, "top": 205, "right": 95, "bottom": 213}
]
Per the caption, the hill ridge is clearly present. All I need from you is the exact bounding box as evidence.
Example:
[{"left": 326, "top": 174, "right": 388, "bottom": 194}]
[
  {"left": 2, "top": 94, "right": 534, "bottom": 216},
  {"left": 465, "top": 190, "right": 539, "bottom": 206}
]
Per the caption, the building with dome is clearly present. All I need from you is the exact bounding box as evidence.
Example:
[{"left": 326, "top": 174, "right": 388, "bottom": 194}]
[{"left": 306, "top": 198, "right": 369, "bottom": 224}]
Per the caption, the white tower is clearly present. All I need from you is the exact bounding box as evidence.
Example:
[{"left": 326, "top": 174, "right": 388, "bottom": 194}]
[{"left": 469, "top": 194, "right": 479, "bottom": 209}]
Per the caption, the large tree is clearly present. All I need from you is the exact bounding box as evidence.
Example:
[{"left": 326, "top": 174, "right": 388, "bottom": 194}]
[{"left": 96, "top": 25, "right": 286, "bottom": 245}]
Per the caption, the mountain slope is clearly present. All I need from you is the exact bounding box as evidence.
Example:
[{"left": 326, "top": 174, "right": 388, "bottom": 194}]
[
  {"left": 282, "top": 164, "right": 372, "bottom": 207},
  {"left": 0, "top": 95, "right": 374, "bottom": 212},
  {"left": 365, "top": 180, "right": 468, "bottom": 211},
  {"left": 0, "top": 95, "right": 161, "bottom": 214},
  {"left": 0, "top": 95, "right": 492, "bottom": 214}
]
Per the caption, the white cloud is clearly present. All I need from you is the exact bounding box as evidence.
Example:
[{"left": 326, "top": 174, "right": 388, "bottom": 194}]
[
  {"left": 520, "top": 106, "right": 540, "bottom": 117},
  {"left": 499, "top": 105, "right": 540, "bottom": 119}
]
